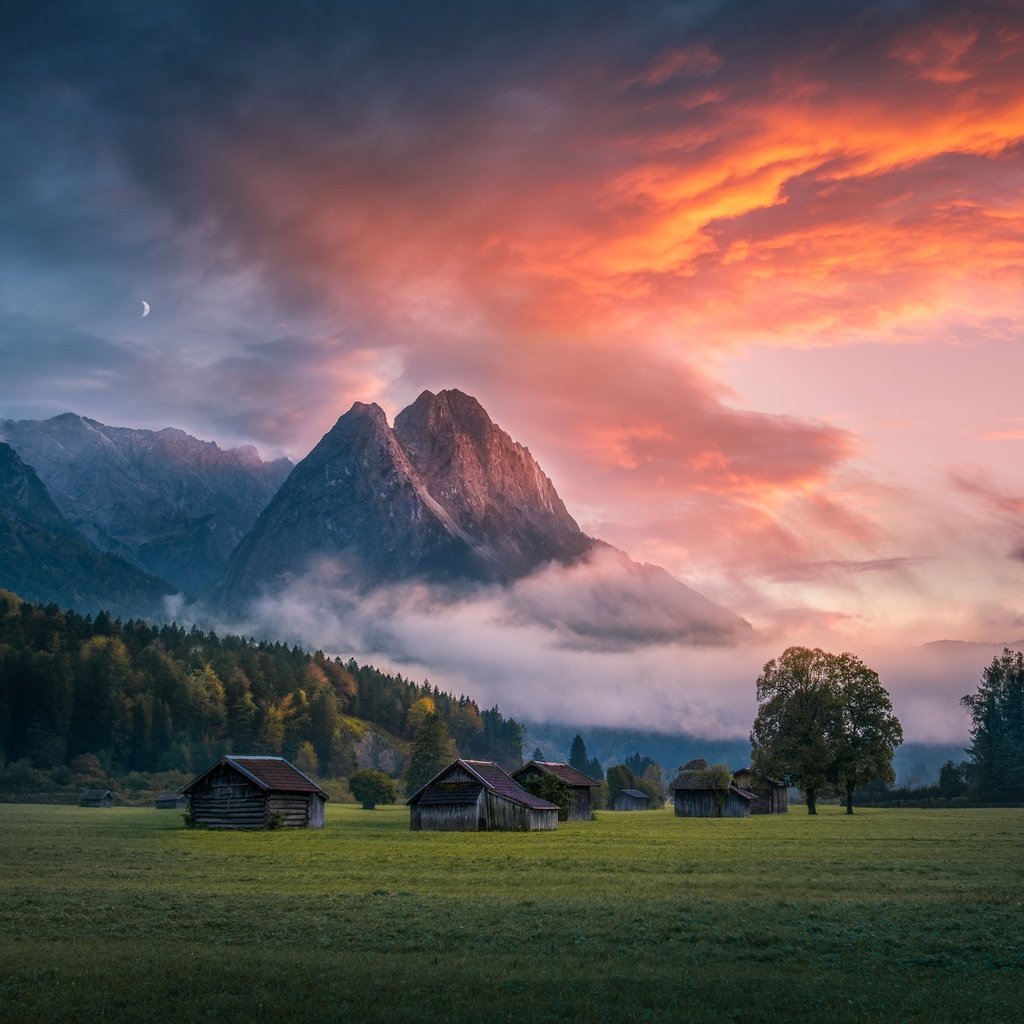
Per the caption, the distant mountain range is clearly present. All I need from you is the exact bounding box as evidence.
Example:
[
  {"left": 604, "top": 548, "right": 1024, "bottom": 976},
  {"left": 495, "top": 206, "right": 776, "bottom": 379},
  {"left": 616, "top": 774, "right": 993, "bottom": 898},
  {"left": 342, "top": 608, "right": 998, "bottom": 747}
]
[
  {"left": 0, "top": 390, "right": 749, "bottom": 644},
  {"left": 0, "top": 413, "right": 291, "bottom": 593},
  {"left": 0, "top": 441, "right": 174, "bottom": 617}
]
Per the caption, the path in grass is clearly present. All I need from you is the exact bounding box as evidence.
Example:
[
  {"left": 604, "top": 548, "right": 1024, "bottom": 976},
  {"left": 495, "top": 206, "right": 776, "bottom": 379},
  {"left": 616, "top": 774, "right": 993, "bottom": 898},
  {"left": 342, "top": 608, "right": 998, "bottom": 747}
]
[{"left": 0, "top": 803, "right": 1020, "bottom": 1023}]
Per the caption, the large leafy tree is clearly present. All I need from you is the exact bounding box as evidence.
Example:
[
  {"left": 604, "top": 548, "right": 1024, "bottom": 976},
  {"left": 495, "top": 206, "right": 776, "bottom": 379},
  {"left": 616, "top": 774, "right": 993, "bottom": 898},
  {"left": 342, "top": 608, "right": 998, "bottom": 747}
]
[
  {"left": 751, "top": 647, "right": 901, "bottom": 815},
  {"left": 962, "top": 649, "right": 1024, "bottom": 800},
  {"left": 829, "top": 653, "right": 903, "bottom": 814},
  {"left": 750, "top": 647, "right": 839, "bottom": 815}
]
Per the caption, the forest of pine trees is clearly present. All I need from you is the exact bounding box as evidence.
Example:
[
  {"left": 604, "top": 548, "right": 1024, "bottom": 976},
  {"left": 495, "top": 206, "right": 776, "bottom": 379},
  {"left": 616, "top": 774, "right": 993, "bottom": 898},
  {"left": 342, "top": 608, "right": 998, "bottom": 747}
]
[{"left": 0, "top": 591, "right": 523, "bottom": 789}]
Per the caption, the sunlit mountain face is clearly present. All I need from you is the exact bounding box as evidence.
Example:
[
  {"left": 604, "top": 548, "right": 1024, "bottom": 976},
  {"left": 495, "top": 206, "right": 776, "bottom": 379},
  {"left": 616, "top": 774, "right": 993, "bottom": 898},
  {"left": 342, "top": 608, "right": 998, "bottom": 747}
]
[{"left": 1, "top": 1, "right": 1023, "bottom": 741}]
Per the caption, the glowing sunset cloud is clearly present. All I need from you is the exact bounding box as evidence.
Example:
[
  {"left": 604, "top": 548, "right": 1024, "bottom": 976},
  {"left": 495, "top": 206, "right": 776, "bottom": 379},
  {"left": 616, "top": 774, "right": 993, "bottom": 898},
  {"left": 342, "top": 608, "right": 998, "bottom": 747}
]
[{"left": 1, "top": 0, "right": 1023, "bottom": 679}]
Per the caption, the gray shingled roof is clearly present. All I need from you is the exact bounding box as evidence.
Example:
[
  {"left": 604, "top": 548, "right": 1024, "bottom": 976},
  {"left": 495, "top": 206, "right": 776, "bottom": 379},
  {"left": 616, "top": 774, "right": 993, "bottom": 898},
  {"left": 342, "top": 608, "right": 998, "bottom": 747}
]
[{"left": 617, "top": 789, "right": 650, "bottom": 800}]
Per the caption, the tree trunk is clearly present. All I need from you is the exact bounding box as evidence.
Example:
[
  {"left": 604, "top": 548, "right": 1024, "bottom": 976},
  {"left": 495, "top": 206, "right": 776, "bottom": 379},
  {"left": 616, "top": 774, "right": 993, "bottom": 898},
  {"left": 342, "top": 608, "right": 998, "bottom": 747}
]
[
  {"left": 846, "top": 781, "right": 854, "bottom": 814},
  {"left": 806, "top": 786, "right": 817, "bottom": 815}
]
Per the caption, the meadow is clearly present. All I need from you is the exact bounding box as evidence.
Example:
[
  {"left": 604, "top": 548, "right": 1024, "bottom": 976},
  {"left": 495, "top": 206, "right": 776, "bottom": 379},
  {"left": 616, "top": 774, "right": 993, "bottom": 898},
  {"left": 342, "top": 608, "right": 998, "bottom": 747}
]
[{"left": 0, "top": 804, "right": 1020, "bottom": 1024}]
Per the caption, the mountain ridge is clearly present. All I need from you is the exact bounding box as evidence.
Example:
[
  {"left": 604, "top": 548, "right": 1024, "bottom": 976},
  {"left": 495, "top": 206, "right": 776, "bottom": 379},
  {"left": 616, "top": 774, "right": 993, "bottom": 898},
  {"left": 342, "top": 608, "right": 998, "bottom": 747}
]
[{"left": 0, "top": 412, "right": 292, "bottom": 593}]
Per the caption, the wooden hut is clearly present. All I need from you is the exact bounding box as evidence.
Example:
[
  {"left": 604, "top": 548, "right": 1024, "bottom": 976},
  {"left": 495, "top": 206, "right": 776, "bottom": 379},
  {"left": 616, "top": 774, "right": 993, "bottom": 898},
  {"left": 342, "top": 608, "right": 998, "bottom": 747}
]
[
  {"left": 80, "top": 788, "right": 113, "bottom": 808},
  {"left": 181, "top": 755, "right": 327, "bottom": 829},
  {"left": 408, "top": 759, "right": 559, "bottom": 832},
  {"left": 155, "top": 792, "right": 189, "bottom": 810},
  {"left": 609, "top": 788, "right": 650, "bottom": 812},
  {"left": 512, "top": 761, "right": 600, "bottom": 821},
  {"left": 671, "top": 759, "right": 752, "bottom": 818},
  {"left": 732, "top": 767, "right": 789, "bottom": 814}
]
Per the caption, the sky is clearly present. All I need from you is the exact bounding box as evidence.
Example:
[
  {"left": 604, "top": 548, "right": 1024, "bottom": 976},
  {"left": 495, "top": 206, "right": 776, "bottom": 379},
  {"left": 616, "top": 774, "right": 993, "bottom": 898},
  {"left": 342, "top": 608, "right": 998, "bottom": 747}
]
[{"left": 2, "top": 1, "right": 1023, "bottom": 740}]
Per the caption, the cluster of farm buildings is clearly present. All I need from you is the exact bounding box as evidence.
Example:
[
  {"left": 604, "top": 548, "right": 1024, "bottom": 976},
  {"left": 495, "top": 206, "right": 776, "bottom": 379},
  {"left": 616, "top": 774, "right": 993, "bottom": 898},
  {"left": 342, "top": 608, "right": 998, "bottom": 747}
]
[{"left": 86, "top": 753, "right": 788, "bottom": 831}]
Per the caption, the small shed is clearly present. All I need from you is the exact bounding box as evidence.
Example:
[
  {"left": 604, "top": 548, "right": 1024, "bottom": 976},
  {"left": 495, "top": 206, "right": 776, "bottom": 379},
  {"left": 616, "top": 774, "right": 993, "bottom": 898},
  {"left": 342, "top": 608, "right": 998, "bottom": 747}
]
[
  {"left": 408, "top": 759, "right": 559, "bottom": 832},
  {"left": 182, "top": 755, "right": 328, "bottom": 829},
  {"left": 609, "top": 788, "right": 650, "bottom": 812},
  {"left": 512, "top": 761, "right": 600, "bottom": 821},
  {"left": 155, "top": 792, "right": 189, "bottom": 810},
  {"left": 80, "top": 788, "right": 113, "bottom": 808},
  {"left": 732, "top": 767, "right": 788, "bottom": 814},
  {"left": 671, "top": 759, "right": 752, "bottom": 818}
]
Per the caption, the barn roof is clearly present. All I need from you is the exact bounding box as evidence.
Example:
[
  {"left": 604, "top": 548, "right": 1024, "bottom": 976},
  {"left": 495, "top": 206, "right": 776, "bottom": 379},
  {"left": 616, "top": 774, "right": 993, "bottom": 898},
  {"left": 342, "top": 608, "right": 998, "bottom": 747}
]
[
  {"left": 407, "top": 759, "right": 559, "bottom": 811},
  {"left": 80, "top": 789, "right": 112, "bottom": 800},
  {"left": 181, "top": 756, "right": 328, "bottom": 797},
  {"left": 733, "top": 766, "right": 786, "bottom": 788},
  {"left": 617, "top": 789, "right": 650, "bottom": 800},
  {"left": 513, "top": 761, "right": 601, "bottom": 787}
]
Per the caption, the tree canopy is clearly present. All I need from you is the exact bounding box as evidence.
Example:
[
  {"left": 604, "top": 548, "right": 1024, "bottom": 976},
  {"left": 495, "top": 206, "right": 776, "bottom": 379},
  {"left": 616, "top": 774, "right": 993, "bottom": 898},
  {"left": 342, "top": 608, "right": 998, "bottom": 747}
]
[
  {"left": 962, "top": 648, "right": 1024, "bottom": 800},
  {"left": 0, "top": 590, "right": 523, "bottom": 783},
  {"left": 750, "top": 646, "right": 902, "bottom": 814}
]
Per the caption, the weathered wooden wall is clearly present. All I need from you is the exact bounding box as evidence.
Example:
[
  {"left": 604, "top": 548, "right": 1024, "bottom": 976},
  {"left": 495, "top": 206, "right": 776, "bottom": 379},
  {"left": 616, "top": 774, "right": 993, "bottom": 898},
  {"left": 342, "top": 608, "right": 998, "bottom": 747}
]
[
  {"left": 569, "top": 788, "right": 591, "bottom": 821},
  {"left": 673, "top": 790, "right": 750, "bottom": 818},
  {"left": 610, "top": 792, "right": 647, "bottom": 811},
  {"left": 484, "top": 793, "right": 556, "bottom": 831},
  {"left": 410, "top": 797, "right": 481, "bottom": 831},
  {"left": 190, "top": 764, "right": 267, "bottom": 828}
]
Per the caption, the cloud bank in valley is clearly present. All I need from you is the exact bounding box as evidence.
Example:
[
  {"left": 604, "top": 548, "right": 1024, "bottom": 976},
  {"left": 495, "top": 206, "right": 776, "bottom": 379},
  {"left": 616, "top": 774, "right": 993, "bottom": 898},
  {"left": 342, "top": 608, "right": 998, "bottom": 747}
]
[{"left": 215, "top": 547, "right": 981, "bottom": 744}]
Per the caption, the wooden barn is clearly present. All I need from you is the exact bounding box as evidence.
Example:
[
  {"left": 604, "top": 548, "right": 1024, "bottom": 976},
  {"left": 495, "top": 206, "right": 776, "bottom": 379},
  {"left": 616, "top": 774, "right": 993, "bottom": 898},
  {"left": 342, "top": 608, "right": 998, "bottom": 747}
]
[
  {"left": 609, "top": 788, "right": 650, "bottom": 812},
  {"left": 80, "top": 788, "right": 113, "bottom": 808},
  {"left": 732, "top": 767, "right": 789, "bottom": 814},
  {"left": 512, "top": 760, "right": 600, "bottom": 821},
  {"left": 408, "top": 759, "right": 559, "bottom": 832},
  {"left": 671, "top": 759, "right": 753, "bottom": 818},
  {"left": 155, "top": 792, "right": 189, "bottom": 810},
  {"left": 182, "top": 755, "right": 327, "bottom": 829}
]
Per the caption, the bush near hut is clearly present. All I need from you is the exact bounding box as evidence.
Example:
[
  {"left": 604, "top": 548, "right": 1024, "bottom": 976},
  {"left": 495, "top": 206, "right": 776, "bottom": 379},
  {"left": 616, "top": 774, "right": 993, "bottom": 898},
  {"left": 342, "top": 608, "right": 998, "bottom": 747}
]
[
  {"left": 348, "top": 769, "right": 397, "bottom": 810},
  {"left": 517, "top": 770, "right": 572, "bottom": 821}
]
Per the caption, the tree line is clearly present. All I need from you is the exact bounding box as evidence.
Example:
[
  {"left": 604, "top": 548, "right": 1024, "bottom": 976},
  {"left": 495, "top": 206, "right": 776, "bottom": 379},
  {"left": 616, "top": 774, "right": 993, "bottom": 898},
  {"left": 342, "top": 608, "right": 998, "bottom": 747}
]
[
  {"left": 0, "top": 591, "right": 523, "bottom": 789},
  {"left": 750, "top": 644, "right": 1024, "bottom": 812}
]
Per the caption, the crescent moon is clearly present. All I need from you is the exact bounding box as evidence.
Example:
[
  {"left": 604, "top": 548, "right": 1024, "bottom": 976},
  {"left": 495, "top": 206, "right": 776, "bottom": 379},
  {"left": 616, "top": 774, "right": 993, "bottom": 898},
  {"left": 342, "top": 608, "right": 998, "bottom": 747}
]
[{"left": 141, "top": 300, "right": 151, "bottom": 317}]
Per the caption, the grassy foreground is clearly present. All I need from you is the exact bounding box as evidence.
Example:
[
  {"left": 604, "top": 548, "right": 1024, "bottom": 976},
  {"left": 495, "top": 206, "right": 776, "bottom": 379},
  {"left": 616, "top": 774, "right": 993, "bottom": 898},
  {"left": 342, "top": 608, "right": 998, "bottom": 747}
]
[{"left": 0, "top": 804, "right": 1020, "bottom": 1024}]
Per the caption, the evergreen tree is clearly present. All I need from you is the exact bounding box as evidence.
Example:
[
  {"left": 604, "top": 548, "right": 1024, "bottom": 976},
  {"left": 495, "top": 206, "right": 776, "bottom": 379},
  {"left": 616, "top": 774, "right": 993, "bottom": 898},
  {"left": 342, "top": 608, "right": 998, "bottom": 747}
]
[
  {"left": 405, "top": 711, "right": 457, "bottom": 794},
  {"left": 568, "top": 734, "right": 591, "bottom": 774},
  {"left": 531, "top": 746, "right": 545, "bottom": 761},
  {"left": 962, "top": 649, "right": 1024, "bottom": 799}
]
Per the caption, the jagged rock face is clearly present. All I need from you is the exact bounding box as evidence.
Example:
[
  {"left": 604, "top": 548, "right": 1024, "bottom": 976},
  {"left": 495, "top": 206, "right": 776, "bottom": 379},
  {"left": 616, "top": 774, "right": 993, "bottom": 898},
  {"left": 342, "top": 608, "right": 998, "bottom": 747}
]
[
  {"left": 0, "top": 413, "right": 292, "bottom": 594},
  {"left": 218, "top": 390, "right": 598, "bottom": 604},
  {"left": 394, "top": 390, "right": 593, "bottom": 576},
  {"left": 216, "top": 401, "right": 499, "bottom": 602},
  {"left": 0, "top": 442, "right": 175, "bottom": 616}
]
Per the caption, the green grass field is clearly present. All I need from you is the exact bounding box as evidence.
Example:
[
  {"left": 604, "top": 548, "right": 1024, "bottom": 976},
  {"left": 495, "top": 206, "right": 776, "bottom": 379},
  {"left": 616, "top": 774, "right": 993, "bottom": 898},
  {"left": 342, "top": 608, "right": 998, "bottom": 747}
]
[{"left": 0, "top": 804, "right": 1020, "bottom": 1023}]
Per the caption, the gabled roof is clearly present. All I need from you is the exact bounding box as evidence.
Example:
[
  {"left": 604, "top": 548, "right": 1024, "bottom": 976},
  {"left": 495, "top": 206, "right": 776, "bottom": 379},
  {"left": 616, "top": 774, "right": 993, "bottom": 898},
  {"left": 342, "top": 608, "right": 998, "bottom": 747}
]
[
  {"left": 181, "top": 756, "right": 328, "bottom": 798},
  {"left": 407, "top": 759, "right": 559, "bottom": 811},
  {"left": 616, "top": 789, "right": 650, "bottom": 801},
  {"left": 513, "top": 761, "right": 601, "bottom": 787},
  {"left": 80, "top": 789, "right": 112, "bottom": 800}
]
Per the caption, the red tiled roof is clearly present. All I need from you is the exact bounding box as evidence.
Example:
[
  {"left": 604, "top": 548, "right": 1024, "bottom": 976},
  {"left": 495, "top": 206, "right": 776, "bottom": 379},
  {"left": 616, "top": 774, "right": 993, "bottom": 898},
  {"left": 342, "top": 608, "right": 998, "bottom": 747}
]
[
  {"left": 227, "top": 756, "right": 326, "bottom": 794},
  {"left": 182, "top": 755, "right": 327, "bottom": 797},
  {"left": 514, "top": 761, "right": 600, "bottom": 787}
]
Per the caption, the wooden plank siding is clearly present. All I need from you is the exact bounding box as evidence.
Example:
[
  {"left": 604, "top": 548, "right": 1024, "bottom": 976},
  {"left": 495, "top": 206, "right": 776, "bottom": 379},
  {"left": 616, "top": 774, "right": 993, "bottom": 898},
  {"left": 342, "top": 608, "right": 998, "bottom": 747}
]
[
  {"left": 183, "top": 756, "right": 328, "bottom": 829},
  {"left": 408, "top": 759, "right": 559, "bottom": 832},
  {"left": 673, "top": 789, "right": 751, "bottom": 818}
]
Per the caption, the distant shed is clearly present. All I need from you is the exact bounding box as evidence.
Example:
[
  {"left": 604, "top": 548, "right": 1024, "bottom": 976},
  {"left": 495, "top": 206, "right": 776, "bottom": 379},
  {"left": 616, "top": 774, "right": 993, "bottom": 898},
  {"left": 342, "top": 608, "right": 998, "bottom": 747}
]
[
  {"left": 182, "top": 755, "right": 327, "bottom": 829},
  {"left": 513, "top": 761, "right": 600, "bottom": 821},
  {"left": 732, "top": 767, "right": 788, "bottom": 814},
  {"left": 408, "top": 759, "right": 559, "bottom": 832},
  {"left": 609, "top": 788, "right": 650, "bottom": 812},
  {"left": 671, "top": 759, "right": 752, "bottom": 818},
  {"left": 80, "top": 789, "right": 113, "bottom": 808},
  {"left": 155, "top": 792, "right": 189, "bottom": 810}
]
